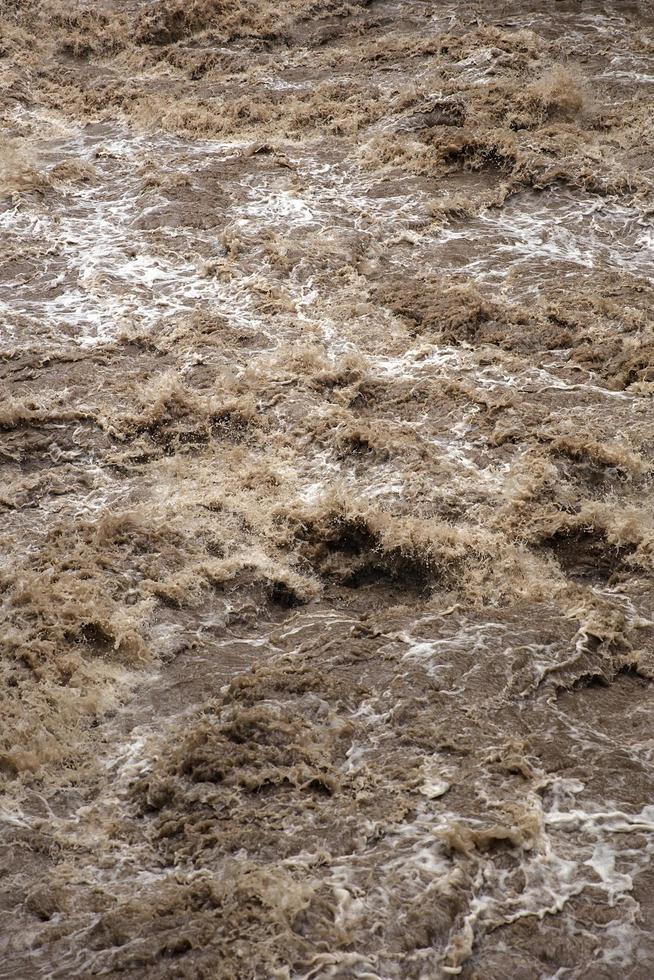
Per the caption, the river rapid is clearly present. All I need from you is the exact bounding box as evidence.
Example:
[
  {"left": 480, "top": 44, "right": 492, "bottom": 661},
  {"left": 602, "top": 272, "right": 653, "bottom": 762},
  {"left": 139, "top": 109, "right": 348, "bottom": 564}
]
[{"left": 1, "top": 2, "right": 654, "bottom": 977}]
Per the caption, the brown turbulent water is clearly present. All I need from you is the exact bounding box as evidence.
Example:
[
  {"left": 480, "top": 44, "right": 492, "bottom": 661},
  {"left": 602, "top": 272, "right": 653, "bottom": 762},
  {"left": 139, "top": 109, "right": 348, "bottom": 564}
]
[{"left": 1, "top": 1, "right": 654, "bottom": 977}]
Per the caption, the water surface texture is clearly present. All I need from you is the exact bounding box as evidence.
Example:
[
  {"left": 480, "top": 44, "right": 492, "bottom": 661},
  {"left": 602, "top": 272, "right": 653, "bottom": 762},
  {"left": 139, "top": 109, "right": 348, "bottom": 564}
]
[{"left": 1, "top": 2, "right": 654, "bottom": 977}]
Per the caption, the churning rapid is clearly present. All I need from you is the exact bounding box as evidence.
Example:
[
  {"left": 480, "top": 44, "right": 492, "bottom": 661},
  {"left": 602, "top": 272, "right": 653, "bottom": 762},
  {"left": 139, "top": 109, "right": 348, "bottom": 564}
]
[{"left": 1, "top": 1, "right": 653, "bottom": 977}]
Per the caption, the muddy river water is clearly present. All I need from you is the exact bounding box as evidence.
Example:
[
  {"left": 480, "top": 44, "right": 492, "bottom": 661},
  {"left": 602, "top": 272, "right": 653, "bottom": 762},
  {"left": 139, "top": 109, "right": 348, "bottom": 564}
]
[{"left": 1, "top": 1, "right": 653, "bottom": 977}]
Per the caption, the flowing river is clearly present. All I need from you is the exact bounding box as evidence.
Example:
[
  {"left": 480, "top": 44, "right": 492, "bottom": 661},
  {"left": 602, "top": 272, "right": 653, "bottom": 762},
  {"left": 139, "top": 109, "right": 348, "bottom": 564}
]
[{"left": 1, "top": 2, "right": 653, "bottom": 977}]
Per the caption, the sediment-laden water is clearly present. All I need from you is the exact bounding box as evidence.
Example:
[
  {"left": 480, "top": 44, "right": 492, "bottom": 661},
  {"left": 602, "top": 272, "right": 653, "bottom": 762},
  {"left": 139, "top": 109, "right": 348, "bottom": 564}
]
[{"left": 1, "top": 2, "right": 653, "bottom": 977}]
